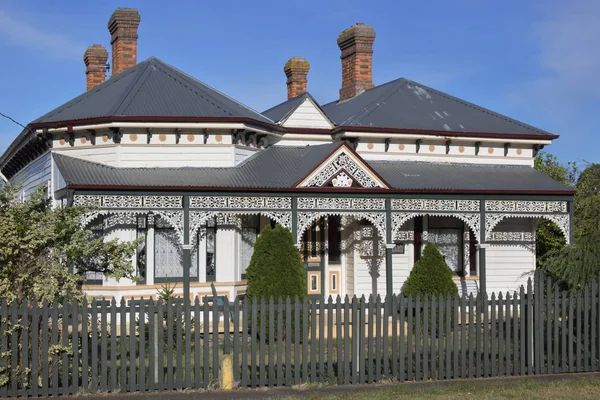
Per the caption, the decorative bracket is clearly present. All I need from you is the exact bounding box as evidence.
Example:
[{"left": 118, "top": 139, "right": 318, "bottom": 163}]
[
  {"left": 111, "top": 127, "right": 122, "bottom": 144},
  {"left": 416, "top": 139, "right": 422, "bottom": 153},
  {"left": 504, "top": 142, "right": 511, "bottom": 157},
  {"left": 175, "top": 128, "right": 181, "bottom": 144},
  {"left": 445, "top": 140, "right": 452, "bottom": 154},
  {"left": 475, "top": 141, "right": 482, "bottom": 156},
  {"left": 384, "top": 138, "right": 390, "bottom": 152},
  {"left": 87, "top": 129, "right": 96, "bottom": 145},
  {"left": 146, "top": 128, "right": 153, "bottom": 144}
]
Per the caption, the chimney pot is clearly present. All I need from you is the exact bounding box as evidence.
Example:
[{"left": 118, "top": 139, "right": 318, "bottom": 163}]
[
  {"left": 108, "top": 8, "right": 141, "bottom": 76},
  {"left": 284, "top": 56, "right": 310, "bottom": 100},
  {"left": 337, "top": 22, "right": 375, "bottom": 100},
  {"left": 83, "top": 44, "right": 109, "bottom": 91}
]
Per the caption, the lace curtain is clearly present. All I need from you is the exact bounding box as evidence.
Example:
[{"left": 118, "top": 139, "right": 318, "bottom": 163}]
[{"left": 428, "top": 228, "right": 462, "bottom": 274}]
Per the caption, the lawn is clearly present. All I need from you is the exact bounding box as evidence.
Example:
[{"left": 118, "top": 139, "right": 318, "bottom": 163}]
[{"left": 285, "top": 375, "right": 600, "bottom": 400}]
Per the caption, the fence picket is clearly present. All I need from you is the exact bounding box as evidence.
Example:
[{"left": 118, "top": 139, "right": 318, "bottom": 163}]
[
  {"left": 294, "top": 296, "right": 300, "bottom": 385},
  {"left": 468, "top": 295, "right": 475, "bottom": 378},
  {"left": 546, "top": 277, "right": 552, "bottom": 374},
  {"left": 328, "top": 297, "right": 335, "bottom": 381},
  {"left": 184, "top": 297, "right": 191, "bottom": 389},
  {"left": 203, "top": 298, "right": 210, "bottom": 388},
  {"left": 520, "top": 285, "right": 526, "bottom": 376},
  {"left": 31, "top": 299, "right": 40, "bottom": 397},
  {"left": 120, "top": 298, "right": 128, "bottom": 392},
  {"left": 10, "top": 300, "right": 18, "bottom": 397},
  {"left": 70, "top": 299, "right": 78, "bottom": 394},
  {"left": 498, "top": 293, "right": 504, "bottom": 377},
  {"left": 415, "top": 295, "right": 421, "bottom": 381},
  {"left": 553, "top": 285, "right": 559, "bottom": 374},
  {"left": 450, "top": 295, "right": 456, "bottom": 380},
  {"left": 251, "top": 297, "right": 257, "bottom": 388},
  {"left": 382, "top": 296, "right": 389, "bottom": 378},
  {"left": 359, "top": 297, "right": 366, "bottom": 384},
  {"left": 259, "top": 297, "right": 266, "bottom": 386},
  {"left": 437, "top": 294, "right": 444, "bottom": 380},
  {"left": 576, "top": 289, "right": 582, "bottom": 372},
  {"left": 140, "top": 299, "right": 146, "bottom": 392},
  {"left": 194, "top": 297, "right": 202, "bottom": 389},
  {"left": 407, "top": 295, "right": 413, "bottom": 382},
  {"left": 157, "top": 299, "right": 165, "bottom": 391},
  {"left": 130, "top": 297, "right": 137, "bottom": 392},
  {"left": 429, "top": 295, "right": 435, "bottom": 380},
  {"left": 591, "top": 279, "right": 597, "bottom": 371},
  {"left": 277, "top": 297, "right": 283, "bottom": 387},
  {"left": 343, "top": 296, "right": 351, "bottom": 385},
  {"left": 490, "top": 293, "right": 496, "bottom": 377},
  {"left": 335, "top": 296, "right": 342, "bottom": 384},
  {"left": 90, "top": 299, "right": 97, "bottom": 392},
  {"left": 302, "top": 297, "right": 309, "bottom": 383},
  {"left": 21, "top": 300, "right": 30, "bottom": 396},
  {"left": 148, "top": 298, "right": 155, "bottom": 392},
  {"left": 320, "top": 298, "right": 326, "bottom": 383},
  {"left": 310, "top": 299, "right": 317, "bottom": 383},
  {"left": 241, "top": 298, "right": 248, "bottom": 388},
  {"left": 476, "top": 295, "right": 482, "bottom": 378},
  {"left": 53, "top": 300, "right": 62, "bottom": 396},
  {"left": 176, "top": 298, "right": 183, "bottom": 389},
  {"left": 285, "top": 297, "right": 292, "bottom": 387},
  {"left": 391, "top": 295, "right": 398, "bottom": 380},
  {"left": 423, "top": 295, "right": 429, "bottom": 380},
  {"left": 167, "top": 297, "right": 174, "bottom": 391},
  {"left": 268, "top": 297, "right": 275, "bottom": 386},
  {"left": 460, "top": 295, "right": 467, "bottom": 379},
  {"left": 399, "top": 295, "right": 405, "bottom": 382},
  {"left": 110, "top": 299, "right": 117, "bottom": 390},
  {"left": 375, "top": 295, "right": 382, "bottom": 382},
  {"left": 568, "top": 291, "right": 574, "bottom": 372}
]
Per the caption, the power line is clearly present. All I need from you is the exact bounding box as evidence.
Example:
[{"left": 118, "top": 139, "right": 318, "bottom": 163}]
[{"left": 0, "top": 112, "right": 26, "bottom": 129}]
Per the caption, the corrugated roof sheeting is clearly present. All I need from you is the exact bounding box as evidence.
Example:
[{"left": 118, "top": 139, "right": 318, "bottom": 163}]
[
  {"left": 321, "top": 78, "right": 552, "bottom": 135},
  {"left": 33, "top": 57, "right": 271, "bottom": 124},
  {"left": 53, "top": 142, "right": 572, "bottom": 193}
]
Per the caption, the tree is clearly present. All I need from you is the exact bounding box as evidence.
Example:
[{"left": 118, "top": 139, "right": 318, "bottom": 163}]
[
  {"left": 403, "top": 243, "right": 458, "bottom": 299},
  {"left": 540, "top": 163, "right": 600, "bottom": 289},
  {"left": 0, "top": 184, "right": 138, "bottom": 303},
  {"left": 534, "top": 152, "right": 578, "bottom": 270},
  {"left": 245, "top": 224, "right": 306, "bottom": 301}
]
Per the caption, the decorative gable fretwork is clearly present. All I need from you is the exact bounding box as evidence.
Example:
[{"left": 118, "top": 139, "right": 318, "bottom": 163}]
[
  {"left": 300, "top": 151, "right": 386, "bottom": 188},
  {"left": 392, "top": 199, "right": 480, "bottom": 212},
  {"left": 189, "top": 196, "right": 291, "bottom": 209},
  {"left": 485, "top": 200, "right": 567, "bottom": 213},
  {"left": 298, "top": 197, "right": 385, "bottom": 210}
]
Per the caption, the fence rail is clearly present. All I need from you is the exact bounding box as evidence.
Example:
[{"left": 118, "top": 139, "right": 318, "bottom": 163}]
[{"left": 0, "top": 271, "right": 599, "bottom": 397}]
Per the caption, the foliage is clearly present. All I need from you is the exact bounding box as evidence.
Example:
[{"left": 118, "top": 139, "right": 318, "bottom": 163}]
[
  {"left": 246, "top": 224, "right": 307, "bottom": 302},
  {"left": 533, "top": 152, "right": 579, "bottom": 270},
  {"left": 540, "top": 163, "right": 600, "bottom": 289},
  {"left": 245, "top": 224, "right": 307, "bottom": 341},
  {"left": 0, "top": 184, "right": 138, "bottom": 303},
  {"left": 403, "top": 243, "right": 458, "bottom": 299}
]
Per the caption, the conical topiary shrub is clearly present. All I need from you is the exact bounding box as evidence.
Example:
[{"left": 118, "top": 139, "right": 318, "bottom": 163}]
[
  {"left": 403, "top": 242, "right": 458, "bottom": 335},
  {"left": 245, "top": 224, "right": 307, "bottom": 341},
  {"left": 403, "top": 242, "right": 458, "bottom": 299}
]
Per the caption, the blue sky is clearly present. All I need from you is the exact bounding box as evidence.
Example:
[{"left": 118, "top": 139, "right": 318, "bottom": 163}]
[{"left": 0, "top": 0, "right": 598, "bottom": 164}]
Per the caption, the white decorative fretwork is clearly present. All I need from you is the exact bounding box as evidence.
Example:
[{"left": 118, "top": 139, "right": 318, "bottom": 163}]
[
  {"left": 392, "top": 212, "right": 481, "bottom": 243},
  {"left": 303, "top": 152, "right": 382, "bottom": 188},
  {"left": 331, "top": 171, "right": 353, "bottom": 187},
  {"left": 485, "top": 200, "right": 567, "bottom": 213},
  {"left": 189, "top": 196, "right": 291, "bottom": 209},
  {"left": 394, "top": 230, "right": 415, "bottom": 241},
  {"left": 392, "top": 199, "right": 480, "bottom": 212},
  {"left": 143, "top": 196, "right": 182, "bottom": 208},
  {"left": 485, "top": 213, "right": 570, "bottom": 243},
  {"left": 188, "top": 210, "right": 292, "bottom": 244},
  {"left": 297, "top": 211, "right": 386, "bottom": 242},
  {"left": 102, "top": 195, "right": 143, "bottom": 208},
  {"left": 297, "top": 197, "right": 385, "bottom": 210},
  {"left": 488, "top": 231, "right": 535, "bottom": 242},
  {"left": 73, "top": 195, "right": 102, "bottom": 207}
]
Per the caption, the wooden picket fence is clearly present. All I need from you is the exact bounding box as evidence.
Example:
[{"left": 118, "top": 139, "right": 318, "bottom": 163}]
[{"left": 1, "top": 271, "right": 599, "bottom": 397}]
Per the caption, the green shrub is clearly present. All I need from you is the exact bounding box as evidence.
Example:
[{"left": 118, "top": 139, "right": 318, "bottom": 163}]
[
  {"left": 246, "top": 224, "right": 306, "bottom": 301},
  {"left": 245, "top": 224, "right": 307, "bottom": 341},
  {"left": 403, "top": 243, "right": 458, "bottom": 335},
  {"left": 403, "top": 242, "right": 458, "bottom": 299}
]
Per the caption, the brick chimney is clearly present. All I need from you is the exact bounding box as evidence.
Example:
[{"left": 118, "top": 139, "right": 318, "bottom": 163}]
[
  {"left": 337, "top": 23, "right": 375, "bottom": 100},
  {"left": 284, "top": 56, "right": 310, "bottom": 100},
  {"left": 108, "top": 8, "right": 141, "bottom": 76},
  {"left": 83, "top": 44, "right": 109, "bottom": 90}
]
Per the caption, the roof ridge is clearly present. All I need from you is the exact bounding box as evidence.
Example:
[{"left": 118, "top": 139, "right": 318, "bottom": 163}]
[
  {"left": 340, "top": 78, "right": 407, "bottom": 126},
  {"left": 152, "top": 58, "right": 273, "bottom": 122},
  {"left": 404, "top": 79, "right": 551, "bottom": 135},
  {"left": 110, "top": 59, "right": 154, "bottom": 116}
]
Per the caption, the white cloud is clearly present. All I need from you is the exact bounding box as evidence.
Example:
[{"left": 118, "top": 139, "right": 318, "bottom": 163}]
[
  {"left": 0, "top": 9, "right": 83, "bottom": 60},
  {"left": 512, "top": 0, "right": 600, "bottom": 120}
]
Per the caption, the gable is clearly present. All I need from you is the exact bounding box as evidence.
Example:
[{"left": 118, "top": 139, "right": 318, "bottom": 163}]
[
  {"left": 297, "top": 144, "right": 388, "bottom": 189},
  {"left": 281, "top": 97, "right": 334, "bottom": 129}
]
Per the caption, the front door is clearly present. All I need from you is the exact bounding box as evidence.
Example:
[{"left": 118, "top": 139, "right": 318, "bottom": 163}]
[{"left": 302, "top": 219, "right": 324, "bottom": 299}]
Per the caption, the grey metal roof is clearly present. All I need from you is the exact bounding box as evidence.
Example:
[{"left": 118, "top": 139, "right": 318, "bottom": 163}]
[
  {"left": 53, "top": 143, "right": 572, "bottom": 193},
  {"left": 33, "top": 57, "right": 272, "bottom": 124},
  {"left": 53, "top": 143, "right": 338, "bottom": 188},
  {"left": 262, "top": 93, "right": 309, "bottom": 123},
  {"left": 321, "top": 78, "right": 552, "bottom": 135},
  {"left": 370, "top": 161, "right": 571, "bottom": 192}
]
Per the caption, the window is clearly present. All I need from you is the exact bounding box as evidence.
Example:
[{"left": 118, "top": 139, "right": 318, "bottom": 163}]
[
  {"left": 328, "top": 216, "right": 341, "bottom": 263},
  {"left": 206, "top": 218, "right": 216, "bottom": 282},
  {"left": 311, "top": 275, "right": 318, "bottom": 291},
  {"left": 83, "top": 216, "right": 105, "bottom": 284},
  {"left": 240, "top": 215, "right": 260, "bottom": 279},
  {"left": 136, "top": 215, "right": 147, "bottom": 284}
]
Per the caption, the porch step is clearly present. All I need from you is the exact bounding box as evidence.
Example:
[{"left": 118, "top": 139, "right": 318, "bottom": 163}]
[{"left": 455, "top": 279, "right": 479, "bottom": 298}]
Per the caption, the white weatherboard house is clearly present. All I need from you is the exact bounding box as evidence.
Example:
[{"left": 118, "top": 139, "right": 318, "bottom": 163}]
[{"left": 0, "top": 9, "right": 574, "bottom": 303}]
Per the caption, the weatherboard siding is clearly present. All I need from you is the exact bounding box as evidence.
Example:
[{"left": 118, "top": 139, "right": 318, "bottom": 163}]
[
  {"left": 282, "top": 98, "right": 332, "bottom": 129},
  {"left": 234, "top": 146, "right": 259, "bottom": 165},
  {"left": 10, "top": 152, "right": 51, "bottom": 200},
  {"left": 119, "top": 145, "right": 234, "bottom": 167}
]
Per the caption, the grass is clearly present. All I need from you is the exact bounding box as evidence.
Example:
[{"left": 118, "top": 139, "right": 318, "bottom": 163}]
[{"left": 283, "top": 376, "right": 600, "bottom": 399}]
